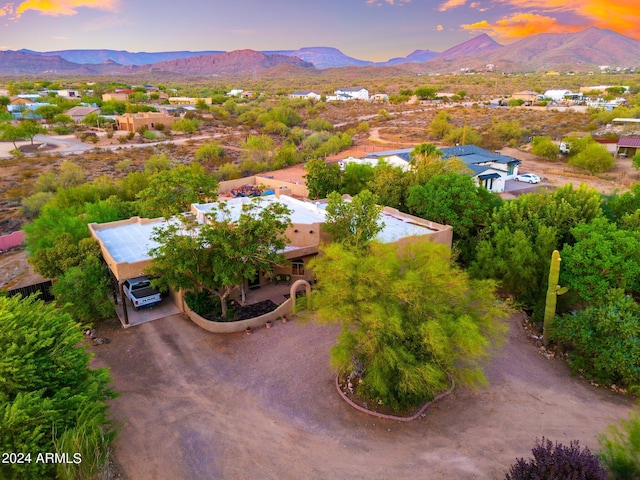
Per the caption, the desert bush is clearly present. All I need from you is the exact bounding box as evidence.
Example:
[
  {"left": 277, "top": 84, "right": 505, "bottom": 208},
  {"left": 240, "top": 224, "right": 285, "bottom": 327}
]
[
  {"left": 531, "top": 136, "right": 559, "bottom": 160},
  {"left": 115, "top": 159, "right": 132, "bottom": 173},
  {"left": 118, "top": 136, "right": 128, "bottom": 144},
  {"left": 53, "top": 125, "right": 73, "bottom": 135},
  {"left": 20, "top": 191, "right": 55, "bottom": 219},
  {"left": 142, "top": 130, "right": 158, "bottom": 140},
  {"left": 307, "top": 118, "right": 334, "bottom": 132},
  {"left": 217, "top": 162, "right": 242, "bottom": 181},
  {"left": 599, "top": 411, "right": 640, "bottom": 480},
  {"left": 568, "top": 143, "right": 615, "bottom": 175},
  {"left": 552, "top": 290, "right": 640, "bottom": 391},
  {"left": 356, "top": 121, "right": 370, "bottom": 133},
  {"left": 505, "top": 438, "right": 607, "bottom": 480},
  {"left": 195, "top": 143, "right": 225, "bottom": 164},
  {"left": 144, "top": 154, "right": 171, "bottom": 174}
]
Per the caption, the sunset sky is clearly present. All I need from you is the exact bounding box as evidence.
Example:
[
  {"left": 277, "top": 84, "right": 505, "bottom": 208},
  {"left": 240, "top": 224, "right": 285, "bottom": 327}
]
[{"left": 0, "top": 0, "right": 638, "bottom": 61}]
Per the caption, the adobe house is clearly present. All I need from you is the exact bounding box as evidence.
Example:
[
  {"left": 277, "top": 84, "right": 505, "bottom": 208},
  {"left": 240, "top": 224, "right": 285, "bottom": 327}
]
[
  {"left": 88, "top": 181, "right": 452, "bottom": 327},
  {"left": 115, "top": 112, "right": 176, "bottom": 132}
]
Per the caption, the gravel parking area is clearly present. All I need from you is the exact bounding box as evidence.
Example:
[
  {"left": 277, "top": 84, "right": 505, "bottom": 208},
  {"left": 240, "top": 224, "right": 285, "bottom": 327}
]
[{"left": 90, "top": 312, "right": 633, "bottom": 480}]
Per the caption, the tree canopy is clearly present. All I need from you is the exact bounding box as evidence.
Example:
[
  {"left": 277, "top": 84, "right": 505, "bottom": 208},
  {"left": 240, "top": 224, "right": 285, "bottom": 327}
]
[
  {"left": 149, "top": 198, "right": 291, "bottom": 315},
  {"left": 323, "top": 190, "right": 383, "bottom": 251},
  {"left": 0, "top": 295, "right": 115, "bottom": 479},
  {"left": 308, "top": 240, "right": 507, "bottom": 411}
]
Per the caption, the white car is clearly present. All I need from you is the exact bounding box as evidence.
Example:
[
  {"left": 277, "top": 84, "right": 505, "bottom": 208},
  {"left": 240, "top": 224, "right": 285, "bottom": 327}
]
[{"left": 514, "top": 173, "right": 541, "bottom": 184}]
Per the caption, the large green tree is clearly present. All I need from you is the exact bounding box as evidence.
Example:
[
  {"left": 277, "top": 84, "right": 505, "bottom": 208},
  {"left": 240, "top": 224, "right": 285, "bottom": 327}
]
[
  {"left": 552, "top": 290, "right": 640, "bottom": 391},
  {"left": 342, "top": 162, "right": 375, "bottom": 196},
  {"left": 323, "top": 190, "right": 383, "bottom": 251},
  {"left": 304, "top": 157, "right": 343, "bottom": 200},
  {"left": 407, "top": 173, "right": 501, "bottom": 264},
  {"left": 308, "top": 240, "right": 507, "bottom": 411},
  {"left": 0, "top": 295, "right": 115, "bottom": 479},
  {"left": 149, "top": 199, "right": 291, "bottom": 315},
  {"left": 560, "top": 218, "right": 640, "bottom": 303},
  {"left": 136, "top": 163, "right": 218, "bottom": 218},
  {"left": 471, "top": 184, "right": 603, "bottom": 308}
]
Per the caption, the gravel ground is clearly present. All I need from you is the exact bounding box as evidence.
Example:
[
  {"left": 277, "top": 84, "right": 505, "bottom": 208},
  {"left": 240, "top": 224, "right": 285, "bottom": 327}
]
[{"left": 89, "top": 311, "right": 634, "bottom": 480}]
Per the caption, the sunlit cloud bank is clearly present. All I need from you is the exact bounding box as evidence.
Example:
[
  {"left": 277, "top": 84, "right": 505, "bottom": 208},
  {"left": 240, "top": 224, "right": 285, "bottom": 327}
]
[
  {"left": 441, "top": 0, "right": 640, "bottom": 41},
  {"left": 0, "top": 0, "right": 118, "bottom": 19}
]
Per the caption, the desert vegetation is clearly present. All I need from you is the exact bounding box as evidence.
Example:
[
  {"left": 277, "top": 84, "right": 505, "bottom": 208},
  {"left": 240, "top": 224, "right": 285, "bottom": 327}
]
[{"left": 2, "top": 70, "right": 640, "bottom": 477}]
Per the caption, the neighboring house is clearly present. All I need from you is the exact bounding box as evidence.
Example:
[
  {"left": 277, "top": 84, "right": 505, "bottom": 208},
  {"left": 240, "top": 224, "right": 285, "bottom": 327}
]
[
  {"left": 115, "top": 112, "right": 176, "bottom": 132},
  {"left": 612, "top": 118, "right": 640, "bottom": 134},
  {"left": 363, "top": 145, "right": 521, "bottom": 193},
  {"left": 511, "top": 91, "right": 539, "bottom": 105},
  {"left": 8, "top": 102, "right": 54, "bottom": 120},
  {"left": 543, "top": 89, "right": 573, "bottom": 101},
  {"left": 11, "top": 97, "right": 34, "bottom": 106},
  {"left": 102, "top": 92, "right": 130, "bottom": 102},
  {"left": 289, "top": 91, "right": 321, "bottom": 101},
  {"left": 227, "top": 89, "right": 244, "bottom": 97},
  {"left": 52, "top": 89, "right": 80, "bottom": 99},
  {"left": 338, "top": 155, "right": 412, "bottom": 172},
  {"left": 64, "top": 106, "right": 101, "bottom": 124},
  {"left": 88, "top": 177, "right": 452, "bottom": 325},
  {"left": 615, "top": 137, "right": 640, "bottom": 158},
  {"left": 328, "top": 87, "right": 369, "bottom": 102},
  {"left": 168, "top": 97, "right": 212, "bottom": 106}
]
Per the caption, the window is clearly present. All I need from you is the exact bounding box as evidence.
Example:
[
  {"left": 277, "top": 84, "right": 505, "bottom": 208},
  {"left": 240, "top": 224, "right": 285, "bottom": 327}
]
[{"left": 291, "top": 259, "right": 305, "bottom": 276}]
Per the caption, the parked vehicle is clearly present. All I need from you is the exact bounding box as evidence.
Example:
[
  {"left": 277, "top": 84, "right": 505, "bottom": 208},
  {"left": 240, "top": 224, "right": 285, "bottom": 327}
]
[
  {"left": 514, "top": 173, "right": 541, "bottom": 184},
  {"left": 559, "top": 142, "right": 571, "bottom": 154},
  {"left": 123, "top": 276, "right": 162, "bottom": 310}
]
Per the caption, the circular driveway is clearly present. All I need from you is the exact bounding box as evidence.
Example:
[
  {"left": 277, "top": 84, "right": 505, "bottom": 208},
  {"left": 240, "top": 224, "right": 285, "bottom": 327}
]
[{"left": 91, "top": 313, "right": 633, "bottom": 480}]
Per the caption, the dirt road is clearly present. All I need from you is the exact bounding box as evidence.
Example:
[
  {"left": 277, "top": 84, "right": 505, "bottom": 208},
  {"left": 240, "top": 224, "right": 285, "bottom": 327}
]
[{"left": 91, "top": 312, "right": 633, "bottom": 480}]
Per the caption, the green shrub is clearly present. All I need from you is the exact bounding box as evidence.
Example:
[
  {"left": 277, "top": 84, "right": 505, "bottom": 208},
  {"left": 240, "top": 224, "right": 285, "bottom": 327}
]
[
  {"left": 599, "top": 411, "right": 640, "bottom": 480},
  {"left": 531, "top": 136, "right": 559, "bottom": 161},
  {"left": 552, "top": 290, "right": 640, "bottom": 391},
  {"left": 568, "top": 143, "right": 615, "bottom": 175},
  {"left": 185, "top": 290, "right": 220, "bottom": 316}
]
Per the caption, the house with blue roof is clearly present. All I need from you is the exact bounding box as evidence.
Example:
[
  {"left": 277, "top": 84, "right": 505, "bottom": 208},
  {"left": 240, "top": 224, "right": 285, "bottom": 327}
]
[{"left": 360, "top": 145, "right": 521, "bottom": 193}]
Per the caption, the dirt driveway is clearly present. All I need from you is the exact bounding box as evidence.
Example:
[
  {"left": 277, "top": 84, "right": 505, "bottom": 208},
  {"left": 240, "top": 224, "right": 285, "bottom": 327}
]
[{"left": 91, "top": 312, "right": 633, "bottom": 480}]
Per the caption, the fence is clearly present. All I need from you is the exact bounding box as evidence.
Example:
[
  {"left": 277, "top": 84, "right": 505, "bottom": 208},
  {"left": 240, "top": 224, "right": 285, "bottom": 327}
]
[
  {"left": 7, "top": 280, "right": 54, "bottom": 302},
  {"left": 0, "top": 231, "right": 25, "bottom": 251}
]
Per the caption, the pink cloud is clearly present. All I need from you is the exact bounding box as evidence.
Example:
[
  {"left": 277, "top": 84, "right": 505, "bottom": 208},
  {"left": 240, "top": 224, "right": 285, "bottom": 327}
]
[{"left": 14, "top": 0, "right": 119, "bottom": 18}]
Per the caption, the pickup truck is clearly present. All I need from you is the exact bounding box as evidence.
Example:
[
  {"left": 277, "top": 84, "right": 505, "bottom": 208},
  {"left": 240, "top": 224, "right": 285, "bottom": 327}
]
[{"left": 123, "top": 276, "right": 162, "bottom": 310}]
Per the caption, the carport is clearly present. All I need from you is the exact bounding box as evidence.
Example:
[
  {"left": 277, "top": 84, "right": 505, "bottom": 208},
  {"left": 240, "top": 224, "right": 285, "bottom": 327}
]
[{"left": 89, "top": 217, "right": 181, "bottom": 328}]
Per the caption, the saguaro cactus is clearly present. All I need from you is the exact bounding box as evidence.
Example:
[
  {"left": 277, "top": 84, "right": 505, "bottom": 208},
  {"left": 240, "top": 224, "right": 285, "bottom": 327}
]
[{"left": 543, "top": 250, "right": 568, "bottom": 346}]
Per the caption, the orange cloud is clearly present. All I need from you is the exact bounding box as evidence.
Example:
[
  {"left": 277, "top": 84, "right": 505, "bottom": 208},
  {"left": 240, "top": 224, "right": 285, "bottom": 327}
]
[
  {"left": 491, "top": 0, "right": 640, "bottom": 41},
  {"left": 438, "top": 0, "right": 466, "bottom": 12},
  {"left": 463, "top": 12, "right": 584, "bottom": 41},
  {"left": 15, "top": 0, "right": 118, "bottom": 17}
]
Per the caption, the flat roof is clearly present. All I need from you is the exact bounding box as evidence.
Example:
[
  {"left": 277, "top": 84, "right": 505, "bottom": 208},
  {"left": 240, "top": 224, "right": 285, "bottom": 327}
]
[
  {"left": 93, "top": 195, "right": 439, "bottom": 266},
  {"left": 193, "top": 195, "right": 326, "bottom": 225},
  {"left": 93, "top": 218, "right": 167, "bottom": 264},
  {"left": 612, "top": 118, "right": 640, "bottom": 124}
]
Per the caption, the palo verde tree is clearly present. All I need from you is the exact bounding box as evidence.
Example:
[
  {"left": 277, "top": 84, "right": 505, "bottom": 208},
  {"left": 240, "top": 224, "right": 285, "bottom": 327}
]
[
  {"left": 0, "top": 295, "right": 115, "bottom": 480},
  {"left": 308, "top": 240, "right": 507, "bottom": 411},
  {"left": 148, "top": 198, "right": 291, "bottom": 316}
]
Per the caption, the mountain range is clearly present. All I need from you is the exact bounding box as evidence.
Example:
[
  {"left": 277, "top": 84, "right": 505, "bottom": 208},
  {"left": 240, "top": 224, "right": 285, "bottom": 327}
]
[{"left": 1, "top": 27, "right": 638, "bottom": 77}]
